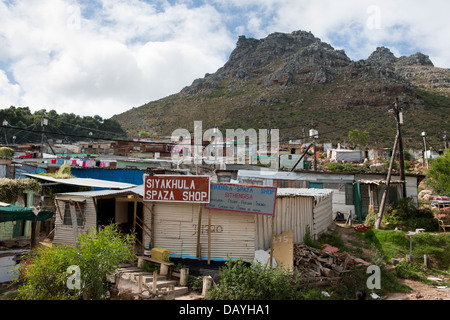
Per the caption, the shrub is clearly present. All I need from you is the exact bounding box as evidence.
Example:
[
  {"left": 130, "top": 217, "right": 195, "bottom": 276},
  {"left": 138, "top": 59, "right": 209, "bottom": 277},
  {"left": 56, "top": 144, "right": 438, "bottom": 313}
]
[
  {"left": 16, "top": 224, "right": 135, "bottom": 300},
  {"left": 206, "top": 259, "right": 302, "bottom": 300},
  {"left": 364, "top": 209, "right": 377, "bottom": 227},
  {"left": 384, "top": 198, "right": 439, "bottom": 231},
  {"left": 0, "top": 147, "right": 14, "bottom": 158}
]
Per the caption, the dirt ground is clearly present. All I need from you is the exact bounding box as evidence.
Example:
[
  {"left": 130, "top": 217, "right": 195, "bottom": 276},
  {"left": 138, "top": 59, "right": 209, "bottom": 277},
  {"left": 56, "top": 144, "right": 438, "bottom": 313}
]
[{"left": 329, "top": 222, "right": 450, "bottom": 300}]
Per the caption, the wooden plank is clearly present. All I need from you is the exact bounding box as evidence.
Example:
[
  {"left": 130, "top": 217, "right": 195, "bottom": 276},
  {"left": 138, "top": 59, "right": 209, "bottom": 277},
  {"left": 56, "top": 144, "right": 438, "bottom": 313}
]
[
  {"left": 208, "top": 209, "right": 211, "bottom": 265},
  {"left": 54, "top": 199, "right": 63, "bottom": 220},
  {"left": 196, "top": 204, "right": 202, "bottom": 260},
  {"left": 69, "top": 203, "right": 79, "bottom": 248},
  {"left": 137, "top": 256, "right": 174, "bottom": 266}
]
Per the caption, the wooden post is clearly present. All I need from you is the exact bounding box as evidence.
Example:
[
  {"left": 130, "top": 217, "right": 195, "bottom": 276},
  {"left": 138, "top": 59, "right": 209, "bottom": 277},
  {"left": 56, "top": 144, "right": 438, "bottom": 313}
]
[
  {"left": 202, "top": 276, "right": 213, "bottom": 297},
  {"left": 424, "top": 254, "right": 431, "bottom": 269},
  {"left": 152, "top": 270, "right": 158, "bottom": 293},
  {"left": 138, "top": 273, "right": 143, "bottom": 293},
  {"left": 30, "top": 221, "right": 37, "bottom": 249},
  {"left": 196, "top": 205, "right": 202, "bottom": 260},
  {"left": 132, "top": 196, "right": 137, "bottom": 254},
  {"left": 208, "top": 209, "right": 211, "bottom": 265},
  {"left": 270, "top": 215, "right": 275, "bottom": 267},
  {"left": 376, "top": 134, "right": 399, "bottom": 229},
  {"left": 69, "top": 203, "right": 79, "bottom": 248},
  {"left": 160, "top": 263, "right": 169, "bottom": 276},
  {"left": 180, "top": 268, "right": 189, "bottom": 286}
]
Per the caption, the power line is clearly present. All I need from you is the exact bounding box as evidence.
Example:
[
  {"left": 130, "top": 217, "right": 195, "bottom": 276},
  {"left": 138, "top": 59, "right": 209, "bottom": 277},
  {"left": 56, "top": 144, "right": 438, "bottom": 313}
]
[
  {"left": 43, "top": 114, "right": 126, "bottom": 136},
  {"left": 0, "top": 124, "right": 171, "bottom": 145}
]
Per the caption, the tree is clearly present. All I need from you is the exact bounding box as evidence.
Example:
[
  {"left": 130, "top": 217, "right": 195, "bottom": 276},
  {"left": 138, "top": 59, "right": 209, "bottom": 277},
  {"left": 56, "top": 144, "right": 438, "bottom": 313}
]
[
  {"left": 348, "top": 129, "right": 369, "bottom": 149},
  {"left": 425, "top": 149, "right": 450, "bottom": 196}
]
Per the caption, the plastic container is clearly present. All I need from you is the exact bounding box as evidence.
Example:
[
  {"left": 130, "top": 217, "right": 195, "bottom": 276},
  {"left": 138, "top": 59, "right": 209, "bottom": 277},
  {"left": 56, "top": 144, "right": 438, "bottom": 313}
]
[{"left": 151, "top": 247, "right": 170, "bottom": 261}]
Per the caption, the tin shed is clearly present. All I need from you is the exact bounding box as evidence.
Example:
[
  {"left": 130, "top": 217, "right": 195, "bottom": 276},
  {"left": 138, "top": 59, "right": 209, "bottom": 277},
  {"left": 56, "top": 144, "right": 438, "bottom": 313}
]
[{"left": 255, "top": 188, "right": 333, "bottom": 251}]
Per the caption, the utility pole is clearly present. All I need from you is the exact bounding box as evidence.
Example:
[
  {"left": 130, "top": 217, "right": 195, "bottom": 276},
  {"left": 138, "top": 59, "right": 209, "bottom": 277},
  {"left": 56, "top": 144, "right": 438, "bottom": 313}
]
[
  {"left": 393, "top": 98, "right": 407, "bottom": 198},
  {"left": 444, "top": 131, "right": 448, "bottom": 150},
  {"left": 41, "top": 116, "right": 48, "bottom": 158},
  {"left": 2, "top": 120, "right": 8, "bottom": 146},
  {"left": 422, "top": 131, "right": 428, "bottom": 169},
  {"left": 310, "top": 119, "right": 318, "bottom": 171},
  {"left": 376, "top": 134, "right": 399, "bottom": 229}
]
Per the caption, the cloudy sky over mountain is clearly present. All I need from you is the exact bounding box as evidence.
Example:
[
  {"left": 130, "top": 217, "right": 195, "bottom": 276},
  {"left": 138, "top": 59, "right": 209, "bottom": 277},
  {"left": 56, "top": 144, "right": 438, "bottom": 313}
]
[{"left": 1, "top": 0, "right": 449, "bottom": 118}]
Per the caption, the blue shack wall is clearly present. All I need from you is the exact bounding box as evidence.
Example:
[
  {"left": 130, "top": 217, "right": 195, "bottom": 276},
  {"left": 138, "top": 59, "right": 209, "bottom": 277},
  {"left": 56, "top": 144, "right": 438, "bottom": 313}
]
[{"left": 71, "top": 168, "right": 144, "bottom": 186}]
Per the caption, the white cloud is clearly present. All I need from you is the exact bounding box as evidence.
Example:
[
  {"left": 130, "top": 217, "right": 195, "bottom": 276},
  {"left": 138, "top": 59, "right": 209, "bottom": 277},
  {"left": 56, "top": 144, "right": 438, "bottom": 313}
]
[{"left": 0, "top": 0, "right": 234, "bottom": 118}]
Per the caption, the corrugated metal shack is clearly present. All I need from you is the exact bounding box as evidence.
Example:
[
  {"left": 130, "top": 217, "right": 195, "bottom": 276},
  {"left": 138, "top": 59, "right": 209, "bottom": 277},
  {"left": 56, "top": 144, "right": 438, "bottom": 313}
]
[
  {"left": 53, "top": 185, "right": 333, "bottom": 262},
  {"left": 255, "top": 188, "right": 333, "bottom": 251}
]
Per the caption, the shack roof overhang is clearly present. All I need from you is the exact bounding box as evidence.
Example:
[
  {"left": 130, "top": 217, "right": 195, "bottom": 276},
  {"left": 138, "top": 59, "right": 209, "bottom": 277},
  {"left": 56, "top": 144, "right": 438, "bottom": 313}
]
[
  {"left": 355, "top": 179, "right": 405, "bottom": 185},
  {"left": 55, "top": 185, "right": 144, "bottom": 199},
  {"left": 24, "top": 173, "right": 136, "bottom": 190}
]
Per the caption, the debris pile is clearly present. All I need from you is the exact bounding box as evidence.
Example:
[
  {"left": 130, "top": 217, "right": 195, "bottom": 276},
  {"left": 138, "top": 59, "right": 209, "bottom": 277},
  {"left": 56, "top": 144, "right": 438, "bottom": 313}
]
[
  {"left": 293, "top": 243, "right": 369, "bottom": 284},
  {"left": 354, "top": 224, "right": 372, "bottom": 232}
]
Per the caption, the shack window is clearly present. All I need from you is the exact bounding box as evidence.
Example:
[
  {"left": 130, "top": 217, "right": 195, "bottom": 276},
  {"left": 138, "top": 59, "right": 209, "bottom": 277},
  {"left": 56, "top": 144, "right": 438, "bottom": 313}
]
[
  {"left": 309, "top": 182, "right": 323, "bottom": 189},
  {"left": 345, "top": 184, "right": 354, "bottom": 205},
  {"left": 63, "top": 202, "right": 85, "bottom": 227}
]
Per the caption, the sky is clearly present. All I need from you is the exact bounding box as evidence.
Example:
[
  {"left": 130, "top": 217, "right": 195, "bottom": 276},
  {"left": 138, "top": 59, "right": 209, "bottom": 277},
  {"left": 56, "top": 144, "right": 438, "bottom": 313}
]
[{"left": 0, "top": 0, "right": 449, "bottom": 119}]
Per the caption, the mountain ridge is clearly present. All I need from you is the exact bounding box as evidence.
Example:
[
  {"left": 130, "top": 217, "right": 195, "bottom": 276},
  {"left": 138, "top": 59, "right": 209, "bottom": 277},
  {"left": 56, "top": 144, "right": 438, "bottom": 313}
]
[{"left": 113, "top": 30, "right": 450, "bottom": 149}]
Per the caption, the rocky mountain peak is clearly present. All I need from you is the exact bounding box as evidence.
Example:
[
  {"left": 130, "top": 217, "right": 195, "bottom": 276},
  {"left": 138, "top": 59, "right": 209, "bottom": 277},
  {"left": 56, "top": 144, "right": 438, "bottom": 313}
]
[
  {"left": 183, "top": 30, "right": 353, "bottom": 93},
  {"left": 397, "top": 52, "right": 434, "bottom": 67},
  {"left": 366, "top": 47, "right": 435, "bottom": 68},
  {"left": 367, "top": 46, "right": 397, "bottom": 65}
]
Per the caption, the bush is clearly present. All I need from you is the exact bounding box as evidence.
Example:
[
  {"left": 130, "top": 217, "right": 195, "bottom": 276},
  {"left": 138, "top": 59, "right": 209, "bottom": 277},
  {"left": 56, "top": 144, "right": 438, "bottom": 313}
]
[
  {"left": 384, "top": 198, "right": 439, "bottom": 231},
  {"left": 326, "top": 162, "right": 362, "bottom": 172},
  {"left": 16, "top": 224, "right": 135, "bottom": 300},
  {"left": 0, "top": 147, "right": 14, "bottom": 158},
  {"left": 364, "top": 210, "right": 377, "bottom": 227},
  {"left": 206, "top": 259, "right": 302, "bottom": 300}
]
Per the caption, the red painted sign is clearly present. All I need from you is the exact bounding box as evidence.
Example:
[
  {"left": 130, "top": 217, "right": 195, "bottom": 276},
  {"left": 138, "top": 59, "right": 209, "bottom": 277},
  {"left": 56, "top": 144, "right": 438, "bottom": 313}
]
[{"left": 143, "top": 175, "right": 210, "bottom": 203}]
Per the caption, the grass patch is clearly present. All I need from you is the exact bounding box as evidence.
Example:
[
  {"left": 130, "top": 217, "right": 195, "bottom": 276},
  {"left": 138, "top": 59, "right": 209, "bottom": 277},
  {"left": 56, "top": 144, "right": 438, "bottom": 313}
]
[{"left": 358, "top": 229, "right": 409, "bottom": 262}]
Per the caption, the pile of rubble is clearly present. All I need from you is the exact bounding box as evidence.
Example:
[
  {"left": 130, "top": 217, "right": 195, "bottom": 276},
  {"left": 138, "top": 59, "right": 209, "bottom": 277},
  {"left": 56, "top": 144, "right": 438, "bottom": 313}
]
[{"left": 293, "top": 243, "right": 370, "bottom": 284}]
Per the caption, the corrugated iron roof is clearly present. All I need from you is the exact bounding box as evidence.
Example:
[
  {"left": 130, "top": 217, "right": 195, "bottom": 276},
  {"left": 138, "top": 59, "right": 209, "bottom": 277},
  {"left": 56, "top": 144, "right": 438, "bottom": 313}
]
[
  {"left": 356, "top": 179, "right": 404, "bottom": 185},
  {"left": 24, "top": 173, "right": 136, "bottom": 189},
  {"left": 55, "top": 185, "right": 144, "bottom": 198},
  {"left": 277, "top": 188, "right": 333, "bottom": 200}
]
